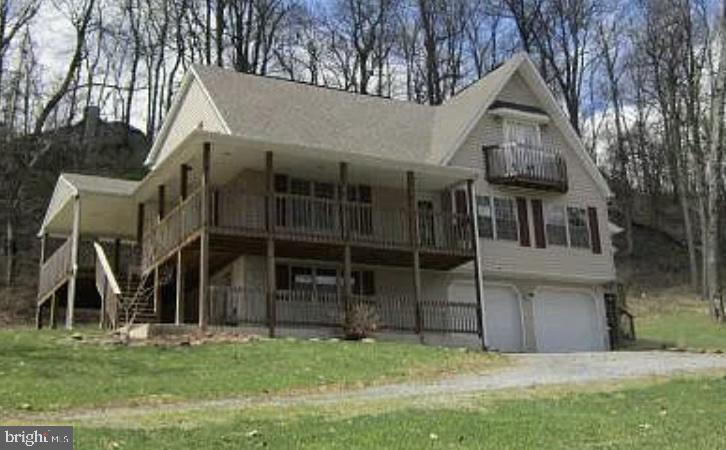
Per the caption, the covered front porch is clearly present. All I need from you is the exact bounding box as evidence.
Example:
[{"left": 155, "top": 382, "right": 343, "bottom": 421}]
[{"left": 135, "top": 130, "right": 485, "bottom": 339}]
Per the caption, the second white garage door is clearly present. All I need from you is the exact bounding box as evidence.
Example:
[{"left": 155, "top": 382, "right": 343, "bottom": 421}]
[{"left": 533, "top": 289, "right": 604, "bottom": 352}]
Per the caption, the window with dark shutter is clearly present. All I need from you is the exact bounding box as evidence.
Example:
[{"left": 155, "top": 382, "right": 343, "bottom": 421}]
[
  {"left": 588, "top": 207, "right": 602, "bottom": 254},
  {"left": 516, "top": 197, "right": 530, "bottom": 247},
  {"left": 531, "top": 199, "right": 546, "bottom": 248}
]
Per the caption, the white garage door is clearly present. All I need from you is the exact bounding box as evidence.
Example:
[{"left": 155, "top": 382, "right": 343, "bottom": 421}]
[
  {"left": 448, "top": 282, "right": 524, "bottom": 352},
  {"left": 483, "top": 285, "right": 524, "bottom": 352},
  {"left": 534, "top": 289, "right": 603, "bottom": 352}
]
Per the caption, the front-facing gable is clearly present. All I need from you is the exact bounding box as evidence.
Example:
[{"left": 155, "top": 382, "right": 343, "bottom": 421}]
[
  {"left": 437, "top": 54, "right": 611, "bottom": 200},
  {"left": 144, "top": 70, "right": 230, "bottom": 168}
]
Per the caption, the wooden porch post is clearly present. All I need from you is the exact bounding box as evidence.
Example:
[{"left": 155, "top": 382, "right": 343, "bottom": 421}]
[
  {"left": 265, "top": 151, "right": 276, "bottom": 337},
  {"left": 407, "top": 171, "right": 423, "bottom": 340},
  {"left": 49, "top": 293, "right": 57, "bottom": 329},
  {"left": 340, "top": 162, "right": 352, "bottom": 311},
  {"left": 35, "top": 301, "right": 43, "bottom": 329},
  {"left": 154, "top": 184, "right": 165, "bottom": 321},
  {"left": 467, "top": 179, "right": 487, "bottom": 350},
  {"left": 176, "top": 251, "right": 185, "bottom": 324},
  {"left": 198, "top": 142, "right": 211, "bottom": 328},
  {"left": 66, "top": 194, "right": 81, "bottom": 330},
  {"left": 176, "top": 164, "right": 189, "bottom": 325},
  {"left": 36, "top": 233, "right": 47, "bottom": 329}
]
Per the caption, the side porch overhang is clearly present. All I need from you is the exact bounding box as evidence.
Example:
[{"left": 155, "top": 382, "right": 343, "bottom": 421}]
[{"left": 39, "top": 173, "right": 140, "bottom": 240}]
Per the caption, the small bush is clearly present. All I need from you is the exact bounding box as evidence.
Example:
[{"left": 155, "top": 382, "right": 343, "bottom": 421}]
[{"left": 343, "top": 303, "right": 379, "bottom": 340}]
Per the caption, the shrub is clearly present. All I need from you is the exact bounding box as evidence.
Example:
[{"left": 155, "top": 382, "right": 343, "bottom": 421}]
[{"left": 343, "top": 303, "right": 379, "bottom": 340}]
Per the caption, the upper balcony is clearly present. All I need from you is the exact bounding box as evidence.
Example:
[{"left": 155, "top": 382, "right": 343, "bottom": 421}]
[{"left": 484, "top": 143, "right": 568, "bottom": 193}]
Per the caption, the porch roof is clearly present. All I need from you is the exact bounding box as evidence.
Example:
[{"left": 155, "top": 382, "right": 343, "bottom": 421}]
[
  {"left": 38, "top": 173, "right": 139, "bottom": 239},
  {"left": 135, "top": 129, "right": 480, "bottom": 203}
]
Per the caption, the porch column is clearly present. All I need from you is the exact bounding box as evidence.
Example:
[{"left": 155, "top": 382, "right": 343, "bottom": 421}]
[
  {"left": 66, "top": 194, "right": 81, "bottom": 330},
  {"left": 36, "top": 233, "right": 47, "bottom": 329},
  {"left": 35, "top": 302, "right": 43, "bottom": 329},
  {"left": 467, "top": 179, "right": 487, "bottom": 350},
  {"left": 265, "top": 151, "right": 276, "bottom": 337},
  {"left": 154, "top": 185, "right": 165, "bottom": 321},
  {"left": 199, "top": 142, "right": 211, "bottom": 328},
  {"left": 176, "top": 164, "right": 189, "bottom": 325},
  {"left": 176, "top": 250, "right": 185, "bottom": 324},
  {"left": 340, "top": 162, "right": 352, "bottom": 311},
  {"left": 49, "top": 293, "right": 57, "bottom": 329},
  {"left": 407, "top": 171, "right": 423, "bottom": 340}
]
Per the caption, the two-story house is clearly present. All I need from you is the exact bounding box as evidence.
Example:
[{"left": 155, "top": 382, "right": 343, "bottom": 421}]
[{"left": 35, "top": 53, "right": 616, "bottom": 352}]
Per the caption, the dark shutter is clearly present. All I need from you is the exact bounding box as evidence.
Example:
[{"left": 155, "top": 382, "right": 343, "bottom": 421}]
[
  {"left": 587, "top": 206, "right": 602, "bottom": 254},
  {"left": 531, "top": 199, "right": 546, "bottom": 248},
  {"left": 516, "top": 197, "right": 530, "bottom": 247},
  {"left": 454, "top": 190, "right": 468, "bottom": 214}
]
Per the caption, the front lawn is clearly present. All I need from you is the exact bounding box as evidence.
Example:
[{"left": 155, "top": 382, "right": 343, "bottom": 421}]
[
  {"left": 0, "top": 328, "right": 500, "bottom": 414},
  {"left": 627, "top": 290, "right": 726, "bottom": 351},
  {"left": 74, "top": 376, "right": 726, "bottom": 449}
]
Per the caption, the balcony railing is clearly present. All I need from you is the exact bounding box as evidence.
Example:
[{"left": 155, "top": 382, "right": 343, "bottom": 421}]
[
  {"left": 208, "top": 286, "right": 480, "bottom": 334},
  {"left": 484, "top": 143, "right": 568, "bottom": 192},
  {"left": 141, "top": 186, "right": 474, "bottom": 272},
  {"left": 38, "top": 237, "right": 73, "bottom": 300}
]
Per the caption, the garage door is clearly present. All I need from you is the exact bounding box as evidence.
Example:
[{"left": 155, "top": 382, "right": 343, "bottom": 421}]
[
  {"left": 533, "top": 289, "right": 603, "bottom": 352},
  {"left": 448, "top": 282, "right": 524, "bottom": 352},
  {"left": 483, "top": 285, "right": 524, "bottom": 352}
]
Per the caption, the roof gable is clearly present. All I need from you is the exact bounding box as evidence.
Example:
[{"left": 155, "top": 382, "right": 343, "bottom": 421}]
[
  {"left": 436, "top": 53, "right": 612, "bottom": 198},
  {"left": 144, "top": 71, "right": 230, "bottom": 168}
]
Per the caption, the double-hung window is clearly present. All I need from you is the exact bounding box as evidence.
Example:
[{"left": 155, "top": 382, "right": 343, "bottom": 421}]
[
  {"left": 567, "top": 207, "right": 590, "bottom": 248},
  {"left": 475, "top": 196, "right": 518, "bottom": 241},
  {"left": 545, "top": 204, "right": 567, "bottom": 246},
  {"left": 493, "top": 197, "right": 518, "bottom": 241}
]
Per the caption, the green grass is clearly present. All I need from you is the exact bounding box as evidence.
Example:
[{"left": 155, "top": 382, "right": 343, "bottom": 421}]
[
  {"left": 0, "top": 328, "right": 500, "bottom": 414},
  {"left": 72, "top": 376, "right": 726, "bottom": 449},
  {"left": 627, "top": 290, "right": 726, "bottom": 351},
  {"left": 636, "top": 311, "right": 726, "bottom": 351}
]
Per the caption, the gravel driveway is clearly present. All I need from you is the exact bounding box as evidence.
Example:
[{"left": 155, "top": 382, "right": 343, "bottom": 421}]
[
  {"left": 361, "top": 351, "right": 726, "bottom": 400},
  {"left": 14, "top": 351, "right": 726, "bottom": 424}
]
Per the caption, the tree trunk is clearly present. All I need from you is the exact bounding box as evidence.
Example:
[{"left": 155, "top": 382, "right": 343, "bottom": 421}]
[{"left": 704, "top": 0, "right": 726, "bottom": 320}]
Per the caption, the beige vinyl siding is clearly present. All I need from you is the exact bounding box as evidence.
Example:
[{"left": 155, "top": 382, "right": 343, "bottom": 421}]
[
  {"left": 448, "top": 75, "right": 615, "bottom": 283},
  {"left": 156, "top": 80, "right": 226, "bottom": 166}
]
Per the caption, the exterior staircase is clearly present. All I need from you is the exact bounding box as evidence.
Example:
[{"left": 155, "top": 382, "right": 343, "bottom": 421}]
[
  {"left": 116, "top": 272, "right": 156, "bottom": 327},
  {"left": 94, "top": 242, "right": 157, "bottom": 329}
]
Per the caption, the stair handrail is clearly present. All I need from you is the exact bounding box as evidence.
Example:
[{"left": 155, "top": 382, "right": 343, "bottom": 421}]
[{"left": 94, "top": 242, "right": 123, "bottom": 329}]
